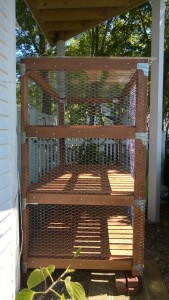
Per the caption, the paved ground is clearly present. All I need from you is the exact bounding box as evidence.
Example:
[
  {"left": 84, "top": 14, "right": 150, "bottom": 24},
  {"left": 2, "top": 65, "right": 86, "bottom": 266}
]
[{"left": 87, "top": 260, "right": 169, "bottom": 300}]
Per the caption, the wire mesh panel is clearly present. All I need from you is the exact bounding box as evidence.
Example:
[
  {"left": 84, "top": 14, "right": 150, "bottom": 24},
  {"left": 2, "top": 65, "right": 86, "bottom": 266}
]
[
  {"left": 27, "top": 69, "right": 137, "bottom": 126},
  {"left": 21, "top": 57, "right": 148, "bottom": 274},
  {"left": 28, "top": 204, "right": 133, "bottom": 259},
  {"left": 28, "top": 138, "right": 135, "bottom": 195}
]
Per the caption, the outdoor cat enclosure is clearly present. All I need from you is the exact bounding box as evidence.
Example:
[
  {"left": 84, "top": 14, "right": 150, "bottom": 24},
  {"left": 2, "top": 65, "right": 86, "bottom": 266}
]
[{"left": 21, "top": 57, "right": 148, "bottom": 276}]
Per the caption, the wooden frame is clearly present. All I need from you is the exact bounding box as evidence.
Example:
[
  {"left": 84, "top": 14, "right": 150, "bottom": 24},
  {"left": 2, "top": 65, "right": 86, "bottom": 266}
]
[
  {"left": 21, "top": 57, "right": 149, "bottom": 71},
  {"left": 26, "top": 125, "right": 135, "bottom": 139},
  {"left": 27, "top": 193, "right": 135, "bottom": 206},
  {"left": 21, "top": 57, "right": 148, "bottom": 275},
  {"left": 27, "top": 258, "right": 133, "bottom": 270}
]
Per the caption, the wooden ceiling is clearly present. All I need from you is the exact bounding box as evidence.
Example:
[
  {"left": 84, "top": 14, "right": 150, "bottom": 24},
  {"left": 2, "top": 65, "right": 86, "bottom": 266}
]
[{"left": 25, "top": 0, "right": 148, "bottom": 46}]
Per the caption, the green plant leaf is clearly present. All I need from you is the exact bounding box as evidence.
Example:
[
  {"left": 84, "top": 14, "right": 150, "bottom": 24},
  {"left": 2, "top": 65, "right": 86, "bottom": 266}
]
[
  {"left": 67, "top": 268, "right": 75, "bottom": 274},
  {"left": 74, "top": 248, "right": 82, "bottom": 258},
  {"left": 27, "top": 265, "right": 55, "bottom": 289},
  {"left": 61, "top": 294, "right": 66, "bottom": 300},
  {"left": 15, "top": 288, "right": 35, "bottom": 300},
  {"left": 65, "top": 276, "right": 86, "bottom": 300}
]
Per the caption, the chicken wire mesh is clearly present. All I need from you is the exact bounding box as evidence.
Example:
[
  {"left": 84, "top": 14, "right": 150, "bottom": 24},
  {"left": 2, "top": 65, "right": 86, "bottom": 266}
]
[
  {"left": 21, "top": 58, "right": 148, "bottom": 272},
  {"left": 28, "top": 204, "right": 134, "bottom": 259},
  {"left": 28, "top": 138, "right": 135, "bottom": 195},
  {"left": 27, "top": 69, "right": 137, "bottom": 126}
]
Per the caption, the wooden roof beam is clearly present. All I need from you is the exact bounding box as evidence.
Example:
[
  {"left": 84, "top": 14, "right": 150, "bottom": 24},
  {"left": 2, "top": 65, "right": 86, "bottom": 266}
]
[
  {"left": 29, "top": 0, "right": 133, "bottom": 10},
  {"left": 40, "top": 7, "right": 119, "bottom": 22},
  {"left": 45, "top": 20, "right": 103, "bottom": 32}
]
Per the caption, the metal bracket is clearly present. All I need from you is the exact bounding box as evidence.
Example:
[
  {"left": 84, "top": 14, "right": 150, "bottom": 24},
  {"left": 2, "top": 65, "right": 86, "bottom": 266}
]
[
  {"left": 59, "top": 98, "right": 66, "bottom": 104},
  {"left": 134, "top": 200, "right": 146, "bottom": 212},
  {"left": 22, "top": 262, "right": 27, "bottom": 274},
  {"left": 135, "top": 132, "right": 148, "bottom": 146},
  {"left": 20, "top": 63, "right": 26, "bottom": 76},
  {"left": 21, "top": 131, "right": 26, "bottom": 144},
  {"left": 21, "top": 198, "right": 27, "bottom": 210},
  {"left": 133, "top": 264, "right": 144, "bottom": 275},
  {"left": 137, "top": 63, "right": 149, "bottom": 76}
]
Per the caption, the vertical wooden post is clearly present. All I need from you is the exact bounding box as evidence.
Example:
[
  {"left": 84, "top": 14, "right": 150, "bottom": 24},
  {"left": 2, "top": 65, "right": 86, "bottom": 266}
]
[
  {"left": 20, "top": 68, "right": 29, "bottom": 270},
  {"left": 119, "top": 98, "right": 123, "bottom": 166},
  {"left": 148, "top": 0, "right": 165, "bottom": 222},
  {"left": 57, "top": 41, "right": 66, "bottom": 165},
  {"left": 132, "top": 69, "right": 148, "bottom": 276}
]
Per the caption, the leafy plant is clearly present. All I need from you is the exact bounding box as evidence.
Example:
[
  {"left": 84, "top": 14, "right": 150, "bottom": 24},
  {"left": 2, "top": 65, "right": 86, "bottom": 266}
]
[{"left": 16, "top": 250, "right": 85, "bottom": 300}]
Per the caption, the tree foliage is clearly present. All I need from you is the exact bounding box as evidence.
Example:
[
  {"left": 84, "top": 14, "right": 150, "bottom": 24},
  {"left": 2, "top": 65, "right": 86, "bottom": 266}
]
[
  {"left": 16, "top": 0, "right": 169, "bottom": 116},
  {"left": 16, "top": 0, "right": 56, "bottom": 57}
]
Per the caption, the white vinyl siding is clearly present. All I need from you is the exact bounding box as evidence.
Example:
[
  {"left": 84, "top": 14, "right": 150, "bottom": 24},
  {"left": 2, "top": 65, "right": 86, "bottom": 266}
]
[{"left": 0, "top": 1, "right": 20, "bottom": 299}]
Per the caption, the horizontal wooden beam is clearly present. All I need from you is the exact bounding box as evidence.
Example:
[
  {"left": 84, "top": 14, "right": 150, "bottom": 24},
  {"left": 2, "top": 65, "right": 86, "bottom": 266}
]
[
  {"left": 27, "top": 257, "right": 133, "bottom": 270},
  {"left": 29, "top": 0, "right": 133, "bottom": 10},
  {"left": 21, "top": 57, "right": 149, "bottom": 71},
  {"left": 26, "top": 125, "right": 136, "bottom": 139},
  {"left": 45, "top": 20, "right": 103, "bottom": 32},
  {"left": 40, "top": 7, "right": 119, "bottom": 22},
  {"left": 27, "top": 193, "right": 134, "bottom": 206},
  {"left": 27, "top": 70, "right": 59, "bottom": 100}
]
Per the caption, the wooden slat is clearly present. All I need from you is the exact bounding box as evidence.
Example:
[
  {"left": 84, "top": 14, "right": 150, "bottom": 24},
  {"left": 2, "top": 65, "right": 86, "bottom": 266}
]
[
  {"left": 21, "top": 57, "right": 149, "bottom": 71},
  {"left": 26, "top": 125, "right": 135, "bottom": 139},
  {"left": 27, "top": 70, "right": 59, "bottom": 100},
  {"left": 29, "top": 0, "right": 145, "bottom": 9},
  {"left": 27, "top": 258, "right": 133, "bottom": 270},
  {"left": 40, "top": 7, "right": 121, "bottom": 22},
  {"left": 28, "top": 165, "right": 134, "bottom": 196},
  {"left": 110, "top": 250, "right": 132, "bottom": 256},
  {"left": 27, "top": 193, "right": 134, "bottom": 206},
  {"left": 45, "top": 20, "right": 103, "bottom": 32}
]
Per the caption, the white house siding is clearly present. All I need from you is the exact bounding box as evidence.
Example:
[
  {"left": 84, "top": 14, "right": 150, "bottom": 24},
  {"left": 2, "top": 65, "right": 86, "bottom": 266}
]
[{"left": 0, "top": 1, "right": 20, "bottom": 299}]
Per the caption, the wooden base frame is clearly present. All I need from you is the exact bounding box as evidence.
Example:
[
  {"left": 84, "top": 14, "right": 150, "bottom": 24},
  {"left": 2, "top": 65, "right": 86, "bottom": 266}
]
[{"left": 26, "top": 258, "right": 133, "bottom": 270}]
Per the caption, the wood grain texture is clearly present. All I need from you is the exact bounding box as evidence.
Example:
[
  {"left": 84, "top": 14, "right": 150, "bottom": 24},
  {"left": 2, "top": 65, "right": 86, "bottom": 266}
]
[
  {"left": 26, "top": 125, "right": 136, "bottom": 139},
  {"left": 28, "top": 164, "right": 134, "bottom": 196}
]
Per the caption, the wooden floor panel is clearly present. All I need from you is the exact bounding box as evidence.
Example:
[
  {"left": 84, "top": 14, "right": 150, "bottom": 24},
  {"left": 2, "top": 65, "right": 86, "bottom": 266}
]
[
  {"left": 28, "top": 206, "right": 133, "bottom": 259},
  {"left": 29, "top": 164, "right": 134, "bottom": 195}
]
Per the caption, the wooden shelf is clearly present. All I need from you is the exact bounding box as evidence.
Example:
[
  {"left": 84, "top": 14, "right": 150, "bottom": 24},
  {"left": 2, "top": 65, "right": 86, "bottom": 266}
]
[
  {"left": 27, "top": 205, "right": 133, "bottom": 268},
  {"left": 28, "top": 164, "right": 134, "bottom": 198}
]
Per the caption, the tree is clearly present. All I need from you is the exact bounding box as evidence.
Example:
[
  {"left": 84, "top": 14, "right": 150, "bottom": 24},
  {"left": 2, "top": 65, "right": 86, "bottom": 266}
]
[
  {"left": 16, "top": 0, "right": 169, "bottom": 118},
  {"left": 66, "top": 2, "right": 152, "bottom": 57},
  {"left": 16, "top": 0, "right": 56, "bottom": 57}
]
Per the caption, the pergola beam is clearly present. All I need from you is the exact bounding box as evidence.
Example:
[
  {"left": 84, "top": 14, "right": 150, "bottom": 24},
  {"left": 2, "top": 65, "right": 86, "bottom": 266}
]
[
  {"left": 40, "top": 8, "right": 120, "bottom": 22},
  {"left": 31, "top": 0, "right": 134, "bottom": 10},
  {"left": 148, "top": 0, "right": 165, "bottom": 222}
]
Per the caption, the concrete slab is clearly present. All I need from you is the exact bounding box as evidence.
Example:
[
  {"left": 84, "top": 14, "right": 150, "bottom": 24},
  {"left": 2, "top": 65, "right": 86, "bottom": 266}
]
[{"left": 87, "top": 260, "right": 169, "bottom": 300}]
